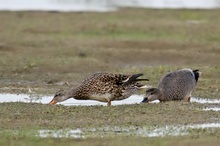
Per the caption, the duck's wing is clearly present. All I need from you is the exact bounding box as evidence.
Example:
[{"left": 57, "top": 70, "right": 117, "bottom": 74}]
[
  {"left": 82, "top": 73, "right": 145, "bottom": 85},
  {"left": 78, "top": 73, "right": 125, "bottom": 94},
  {"left": 80, "top": 73, "right": 148, "bottom": 93},
  {"left": 158, "top": 71, "right": 178, "bottom": 89},
  {"left": 158, "top": 69, "right": 196, "bottom": 90}
]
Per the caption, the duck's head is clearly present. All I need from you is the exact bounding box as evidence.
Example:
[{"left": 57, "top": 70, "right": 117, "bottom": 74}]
[
  {"left": 49, "top": 89, "right": 71, "bottom": 105},
  {"left": 142, "top": 88, "right": 161, "bottom": 103}
]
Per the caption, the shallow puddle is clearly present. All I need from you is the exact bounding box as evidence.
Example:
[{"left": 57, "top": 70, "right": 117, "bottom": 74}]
[
  {"left": 191, "top": 97, "right": 220, "bottom": 104},
  {"left": 146, "top": 123, "right": 220, "bottom": 137},
  {"left": 0, "top": 93, "right": 145, "bottom": 106},
  {"left": 0, "top": 93, "right": 219, "bottom": 106},
  {"left": 203, "top": 107, "right": 220, "bottom": 111},
  {"left": 0, "top": 93, "right": 51, "bottom": 104},
  {"left": 36, "top": 123, "right": 220, "bottom": 138},
  {"left": 38, "top": 129, "right": 84, "bottom": 139}
]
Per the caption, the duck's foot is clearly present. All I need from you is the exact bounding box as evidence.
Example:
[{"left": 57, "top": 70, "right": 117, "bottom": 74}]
[{"left": 107, "top": 101, "right": 111, "bottom": 107}]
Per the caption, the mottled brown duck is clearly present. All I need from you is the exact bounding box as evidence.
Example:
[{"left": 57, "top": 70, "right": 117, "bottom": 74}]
[{"left": 50, "top": 73, "right": 149, "bottom": 106}]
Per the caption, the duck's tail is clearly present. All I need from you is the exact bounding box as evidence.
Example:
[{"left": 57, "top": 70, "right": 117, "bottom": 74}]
[
  {"left": 123, "top": 73, "right": 149, "bottom": 85},
  {"left": 193, "top": 69, "right": 201, "bottom": 82}
]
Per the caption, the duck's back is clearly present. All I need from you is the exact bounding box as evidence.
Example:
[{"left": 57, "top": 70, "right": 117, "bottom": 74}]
[
  {"left": 77, "top": 73, "right": 129, "bottom": 97},
  {"left": 158, "top": 69, "right": 196, "bottom": 101}
]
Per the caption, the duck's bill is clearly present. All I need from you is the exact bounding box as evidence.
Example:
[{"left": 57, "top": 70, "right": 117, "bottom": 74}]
[
  {"left": 49, "top": 100, "right": 57, "bottom": 105},
  {"left": 141, "top": 97, "right": 149, "bottom": 103}
]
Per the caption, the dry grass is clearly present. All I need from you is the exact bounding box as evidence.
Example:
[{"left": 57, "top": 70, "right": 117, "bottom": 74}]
[
  {"left": 0, "top": 9, "right": 220, "bottom": 76},
  {"left": 0, "top": 102, "right": 219, "bottom": 129},
  {"left": 0, "top": 8, "right": 220, "bottom": 146}
]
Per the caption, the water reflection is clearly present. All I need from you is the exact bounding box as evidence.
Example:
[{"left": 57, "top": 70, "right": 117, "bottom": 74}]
[{"left": 0, "top": 0, "right": 220, "bottom": 11}]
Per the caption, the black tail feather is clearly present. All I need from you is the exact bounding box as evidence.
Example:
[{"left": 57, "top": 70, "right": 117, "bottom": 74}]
[
  {"left": 123, "top": 73, "right": 148, "bottom": 85},
  {"left": 131, "top": 73, "right": 144, "bottom": 79},
  {"left": 135, "top": 79, "right": 149, "bottom": 82},
  {"left": 193, "top": 69, "right": 200, "bottom": 82}
]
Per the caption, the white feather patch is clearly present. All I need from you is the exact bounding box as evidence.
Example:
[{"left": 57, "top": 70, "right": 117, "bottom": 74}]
[
  {"left": 139, "top": 85, "right": 152, "bottom": 89},
  {"left": 122, "top": 77, "right": 129, "bottom": 83}
]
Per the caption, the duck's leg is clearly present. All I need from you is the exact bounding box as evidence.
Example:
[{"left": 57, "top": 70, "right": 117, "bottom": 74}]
[
  {"left": 107, "top": 101, "right": 111, "bottom": 106},
  {"left": 187, "top": 97, "right": 191, "bottom": 102}
]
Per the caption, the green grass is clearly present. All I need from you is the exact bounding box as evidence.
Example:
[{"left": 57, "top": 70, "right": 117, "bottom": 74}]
[{"left": 0, "top": 132, "right": 220, "bottom": 146}]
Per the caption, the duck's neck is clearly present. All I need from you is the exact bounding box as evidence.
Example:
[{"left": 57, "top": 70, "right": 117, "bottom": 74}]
[
  {"left": 64, "top": 88, "right": 78, "bottom": 99},
  {"left": 66, "top": 87, "right": 83, "bottom": 100},
  {"left": 157, "top": 90, "right": 164, "bottom": 101}
]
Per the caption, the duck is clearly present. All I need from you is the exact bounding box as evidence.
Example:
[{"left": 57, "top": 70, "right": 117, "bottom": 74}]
[
  {"left": 49, "top": 72, "right": 149, "bottom": 106},
  {"left": 142, "top": 68, "right": 201, "bottom": 103}
]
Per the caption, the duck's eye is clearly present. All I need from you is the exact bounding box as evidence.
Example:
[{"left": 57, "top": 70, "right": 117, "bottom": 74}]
[
  {"left": 151, "top": 92, "right": 154, "bottom": 95},
  {"left": 55, "top": 93, "right": 61, "bottom": 97}
]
